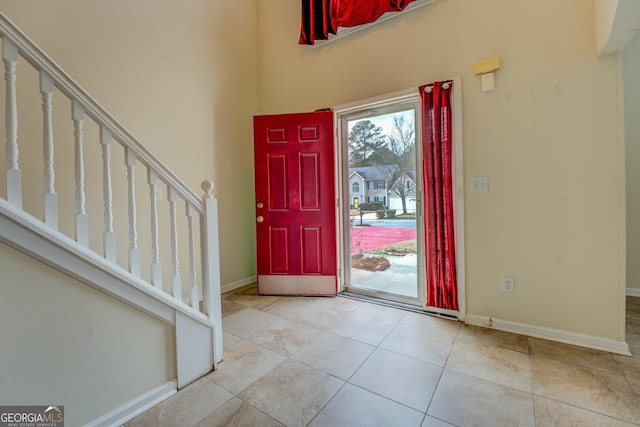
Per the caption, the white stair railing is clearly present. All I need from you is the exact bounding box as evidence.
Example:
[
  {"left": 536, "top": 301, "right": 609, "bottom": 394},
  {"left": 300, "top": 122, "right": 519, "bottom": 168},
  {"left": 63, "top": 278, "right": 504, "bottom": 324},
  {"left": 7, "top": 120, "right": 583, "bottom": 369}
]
[{"left": 0, "top": 12, "right": 222, "bottom": 369}]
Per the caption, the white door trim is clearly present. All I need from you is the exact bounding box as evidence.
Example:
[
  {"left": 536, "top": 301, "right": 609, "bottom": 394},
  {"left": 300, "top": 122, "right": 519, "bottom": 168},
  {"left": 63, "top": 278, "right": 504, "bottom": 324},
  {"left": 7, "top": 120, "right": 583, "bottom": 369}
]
[{"left": 451, "top": 77, "right": 466, "bottom": 321}]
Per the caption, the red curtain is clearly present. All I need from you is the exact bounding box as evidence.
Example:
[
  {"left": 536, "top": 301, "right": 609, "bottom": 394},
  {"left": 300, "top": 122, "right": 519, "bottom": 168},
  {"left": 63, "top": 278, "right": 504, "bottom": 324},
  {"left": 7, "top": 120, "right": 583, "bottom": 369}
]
[
  {"left": 299, "top": 0, "right": 337, "bottom": 45},
  {"left": 332, "top": 0, "right": 418, "bottom": 28},
  {"left": 300, "top": 0, "right": 419, "bottom": 45},
  {"left": 420, "top": 81, "right": 458, "bottom": 310}
]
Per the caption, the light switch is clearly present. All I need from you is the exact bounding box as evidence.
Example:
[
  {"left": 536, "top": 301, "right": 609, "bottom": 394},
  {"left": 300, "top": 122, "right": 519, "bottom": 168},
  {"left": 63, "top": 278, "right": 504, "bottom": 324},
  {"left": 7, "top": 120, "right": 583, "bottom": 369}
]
[
  {"left": 481, "top": 73, "right": 495, "bottom": 92},
  {"left": 471, "top": 177, "right": 488, "bottom": 193}
]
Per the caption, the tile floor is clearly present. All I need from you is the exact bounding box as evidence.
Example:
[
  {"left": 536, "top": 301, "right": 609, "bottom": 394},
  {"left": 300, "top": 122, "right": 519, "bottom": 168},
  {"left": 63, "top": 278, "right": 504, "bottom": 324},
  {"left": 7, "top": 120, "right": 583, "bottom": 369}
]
[{"left": 127, "top": 287, "right": 640, "bottom": 426}]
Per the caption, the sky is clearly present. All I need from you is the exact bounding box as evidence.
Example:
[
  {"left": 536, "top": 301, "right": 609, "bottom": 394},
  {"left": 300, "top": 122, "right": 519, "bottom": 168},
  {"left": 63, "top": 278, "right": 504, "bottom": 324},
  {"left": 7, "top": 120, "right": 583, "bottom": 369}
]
[{"left": 348, "top": 109, "right": 414, "bottom": 136}]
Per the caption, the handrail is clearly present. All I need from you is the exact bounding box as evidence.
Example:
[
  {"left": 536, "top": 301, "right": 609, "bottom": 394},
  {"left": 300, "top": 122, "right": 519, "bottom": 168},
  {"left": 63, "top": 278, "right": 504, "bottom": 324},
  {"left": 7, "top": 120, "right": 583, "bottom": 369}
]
[{"left": 0, "top": 12, "right": 203, "bottom": 212}]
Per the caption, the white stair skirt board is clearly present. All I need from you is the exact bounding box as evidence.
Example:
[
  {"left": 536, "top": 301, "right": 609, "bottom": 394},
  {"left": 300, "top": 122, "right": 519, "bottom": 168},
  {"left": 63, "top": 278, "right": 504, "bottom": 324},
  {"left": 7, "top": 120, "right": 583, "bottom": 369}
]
[
  {"left": 175, "top": 311, "right": 215, "bottom": 388},
  {"left": 465, "top": 314, "right": 631, "bottom": 356},
  {"left": 0, "top": 202, "right": 171, "bottom": 324},
  {"left": 627, "top": 288, "right": 640, "bottom": 297},
  {"left": 258, "top": 275, "right": 336, "bottom": 295},
  {"left": 85, "top": 380, "right": 177, "bottom": 427},
  {"left": 0, "top": 199, "right": 213, "bottom": 327},
  {"left": 0, "top": 199, "right": 218, "bottom": 388}
]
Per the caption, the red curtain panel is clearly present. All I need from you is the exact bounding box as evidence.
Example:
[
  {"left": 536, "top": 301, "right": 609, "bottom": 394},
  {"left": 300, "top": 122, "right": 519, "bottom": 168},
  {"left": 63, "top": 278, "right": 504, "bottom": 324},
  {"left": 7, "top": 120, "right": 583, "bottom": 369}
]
[
  {"left": 420, "top": 81, "right": 458, "bottom": 310},
  {"left": 300, "top": 0, "right": 419, "bottom": 45},
  {"left": 299, "top": 0, "right": 337, "bottom": 45}
]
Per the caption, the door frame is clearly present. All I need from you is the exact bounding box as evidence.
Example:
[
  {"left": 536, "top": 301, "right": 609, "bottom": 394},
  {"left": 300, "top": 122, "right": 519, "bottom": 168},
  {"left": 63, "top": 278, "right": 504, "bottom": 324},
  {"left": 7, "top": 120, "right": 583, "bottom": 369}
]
[
  {"left": 332, "top": 80, "right": 466, "bottom": 319},
  {"left": 336, "top": 96, "right": 425, "bottom": 306}
]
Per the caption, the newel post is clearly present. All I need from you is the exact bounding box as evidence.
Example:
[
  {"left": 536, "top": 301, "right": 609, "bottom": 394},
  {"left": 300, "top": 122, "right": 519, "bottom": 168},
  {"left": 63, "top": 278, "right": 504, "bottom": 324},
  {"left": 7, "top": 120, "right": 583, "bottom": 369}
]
[{"left": 201, "top": 180, "right": 223, "bottom": 363}]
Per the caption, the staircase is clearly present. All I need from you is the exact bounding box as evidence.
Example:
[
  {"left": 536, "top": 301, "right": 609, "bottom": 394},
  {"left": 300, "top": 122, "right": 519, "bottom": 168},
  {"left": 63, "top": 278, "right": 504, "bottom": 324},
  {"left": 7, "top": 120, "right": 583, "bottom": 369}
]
[{"left": 0, "top": 12, "right": 222, "bottom": 425}]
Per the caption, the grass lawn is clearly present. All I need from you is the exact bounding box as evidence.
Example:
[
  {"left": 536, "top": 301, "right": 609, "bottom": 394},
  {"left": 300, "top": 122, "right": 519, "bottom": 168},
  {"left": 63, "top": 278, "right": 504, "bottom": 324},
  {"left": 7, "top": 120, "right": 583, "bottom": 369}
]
[{"left": 393, "top": 213, "right": 416, "bottom": 220}]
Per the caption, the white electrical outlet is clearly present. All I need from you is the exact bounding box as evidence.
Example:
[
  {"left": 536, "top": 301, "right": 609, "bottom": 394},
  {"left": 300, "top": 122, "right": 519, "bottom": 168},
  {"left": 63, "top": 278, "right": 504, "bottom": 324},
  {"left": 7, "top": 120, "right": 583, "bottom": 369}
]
[
  {"left": 501, "top": 276, "right": 514, "bottom": 293},
  {"left": 471, "top": 177, "right": 489, "bottom": 193}
]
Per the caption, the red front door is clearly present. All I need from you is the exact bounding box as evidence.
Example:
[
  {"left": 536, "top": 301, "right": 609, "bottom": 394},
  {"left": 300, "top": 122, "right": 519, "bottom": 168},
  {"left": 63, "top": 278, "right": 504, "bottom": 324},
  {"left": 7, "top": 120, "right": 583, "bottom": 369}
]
[{"left": 253, "top": 111, "right": 337, "bottom": 295}]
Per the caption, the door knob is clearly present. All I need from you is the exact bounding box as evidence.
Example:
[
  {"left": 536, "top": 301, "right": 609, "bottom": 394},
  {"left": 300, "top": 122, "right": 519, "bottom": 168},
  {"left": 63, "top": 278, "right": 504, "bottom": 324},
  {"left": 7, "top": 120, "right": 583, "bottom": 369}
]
[
  {"left": 256, "top": 216, "right": 264, "bottom": 223},
  {"left": 257, "top": 202, "right": 264, "bottom": 209}
]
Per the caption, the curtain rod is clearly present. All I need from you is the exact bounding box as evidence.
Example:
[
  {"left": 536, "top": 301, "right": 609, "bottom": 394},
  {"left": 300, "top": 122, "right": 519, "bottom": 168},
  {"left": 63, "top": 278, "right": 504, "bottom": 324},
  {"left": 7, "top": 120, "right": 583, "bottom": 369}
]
[{"left": 424, "top": 82, "right": 451, "bottom": 93}]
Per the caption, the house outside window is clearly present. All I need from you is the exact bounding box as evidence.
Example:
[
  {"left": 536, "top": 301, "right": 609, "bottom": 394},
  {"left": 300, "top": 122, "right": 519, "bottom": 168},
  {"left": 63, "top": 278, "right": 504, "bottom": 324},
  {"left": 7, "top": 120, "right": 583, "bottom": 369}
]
[
  {"left": 349, "top": 165, "right": 402, "bottom": 209},
  {"left": 368, "top": 180, "right": 385, "bottom": 190}
]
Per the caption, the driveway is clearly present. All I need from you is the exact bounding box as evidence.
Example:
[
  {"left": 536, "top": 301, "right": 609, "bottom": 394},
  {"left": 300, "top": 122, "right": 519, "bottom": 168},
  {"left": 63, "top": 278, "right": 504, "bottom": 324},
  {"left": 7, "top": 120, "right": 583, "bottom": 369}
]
[{"left": 350, "top": 224, "right": 417, "bottom": 253}]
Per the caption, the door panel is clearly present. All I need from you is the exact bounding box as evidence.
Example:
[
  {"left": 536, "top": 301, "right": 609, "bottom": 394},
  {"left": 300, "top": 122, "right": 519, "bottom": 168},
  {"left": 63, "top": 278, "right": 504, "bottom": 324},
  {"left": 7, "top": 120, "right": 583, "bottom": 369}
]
[
  {"left": 301, "top": 226, "right": 322, "bottom": 273},
  {"left": 268, "top": 155, "right": 289, "bottom": 210},
  {"left": 254, "top": 111, "right": 337, "bottom": 295},
  {"left": 300, "top": 153, "right": 321, "bottom": 209},
  {"left": 270, "top": 227, "right": 290, "bottom": 273}
]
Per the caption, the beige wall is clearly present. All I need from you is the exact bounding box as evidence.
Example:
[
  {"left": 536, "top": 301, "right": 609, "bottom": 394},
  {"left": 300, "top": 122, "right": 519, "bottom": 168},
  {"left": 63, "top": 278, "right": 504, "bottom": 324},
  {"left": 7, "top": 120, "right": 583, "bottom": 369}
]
[
  {"left": 625, "top": 34, "right": 640, "bottom": 291},
  {"left": 0, "top": 242, "right": 175, "bottom": 426},
  {"left": 257, "top": 0, "right": 626, "bottom": 341},
  {"left": 0, "top": 0, "right": 259, "bottom": 287}
]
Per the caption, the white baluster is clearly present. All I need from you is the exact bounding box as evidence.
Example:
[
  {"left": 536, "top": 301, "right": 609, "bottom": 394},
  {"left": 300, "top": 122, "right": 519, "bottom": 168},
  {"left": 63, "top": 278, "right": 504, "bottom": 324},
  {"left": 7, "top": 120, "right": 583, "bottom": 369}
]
[
  {"left": 126, "top": 148, "right": 140, "bottom": 276},
  {"left": 201, "top": 180, "right": 222, "bottom": 362},
  {"left": 187, "top": 203, "right": 199, "bottom": 309},
  {"left": 100, "top": 126, "right": 116, "bottom": 263},
  {"left": 73, "top": 100, "right": 88, "bottom": 247},
  {"left": 40, "top": 71, "right": 57, "bottom": 229},
  {"left": 169, "top": 186, "right": 181, "bottom": 300},
  {"left": 148, "top": 169, "right": 162, "bottom": 288},
  {"left": 3, "top": 39, "right": 21, "bottom": 208}
]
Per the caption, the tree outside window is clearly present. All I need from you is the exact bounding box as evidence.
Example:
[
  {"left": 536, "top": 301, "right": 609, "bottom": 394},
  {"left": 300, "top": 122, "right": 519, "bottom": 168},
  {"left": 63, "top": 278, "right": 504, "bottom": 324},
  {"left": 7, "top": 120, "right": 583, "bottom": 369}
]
[{"left": 347, "top": 114, "right": 415, "bottom": 215}]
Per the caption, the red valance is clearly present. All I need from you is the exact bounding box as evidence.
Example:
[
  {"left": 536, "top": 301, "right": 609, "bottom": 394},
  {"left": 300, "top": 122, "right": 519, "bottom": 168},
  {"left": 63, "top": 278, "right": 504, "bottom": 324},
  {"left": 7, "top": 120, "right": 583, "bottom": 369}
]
[{"left": 300, "top": 0, "right": 419, "bottom": 45}]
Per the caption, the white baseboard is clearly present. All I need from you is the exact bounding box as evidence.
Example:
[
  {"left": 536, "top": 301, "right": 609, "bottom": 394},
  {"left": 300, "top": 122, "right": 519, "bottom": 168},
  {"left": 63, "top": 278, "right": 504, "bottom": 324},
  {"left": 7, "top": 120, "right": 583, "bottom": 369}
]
[
  {"left": 221, "top": 276, "right": 257, "bottom": 294},
  {"left": 465, "top": 314, "right": 631, "bottom": 356},
  {"left": 627, "top": 288, "right": 640, "bottom": 297},
  {"left": 85, "top": 380, "right": 177, "bottom": 427}
]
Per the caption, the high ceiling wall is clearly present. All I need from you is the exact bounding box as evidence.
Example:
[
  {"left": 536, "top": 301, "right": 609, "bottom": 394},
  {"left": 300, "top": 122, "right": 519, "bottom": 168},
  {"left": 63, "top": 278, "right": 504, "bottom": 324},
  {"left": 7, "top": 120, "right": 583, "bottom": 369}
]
[{"left": 257, "top": 0, "right": 627, "bottom": 349}]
